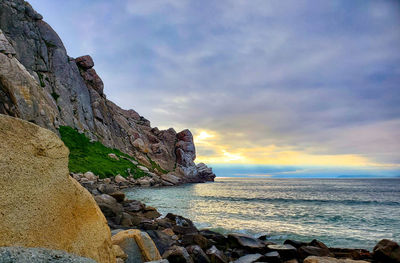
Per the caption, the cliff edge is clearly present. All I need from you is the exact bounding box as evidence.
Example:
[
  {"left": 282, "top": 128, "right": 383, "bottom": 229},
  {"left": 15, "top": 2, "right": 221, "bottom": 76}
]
[{"left": 0, "top": 0, "right": 215, "bottom": 183}]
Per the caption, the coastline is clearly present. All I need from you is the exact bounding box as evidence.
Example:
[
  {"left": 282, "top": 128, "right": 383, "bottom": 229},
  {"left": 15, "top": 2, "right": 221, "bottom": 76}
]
[{"left": 74, "top": 172, "right": 400, "bottom": 262}]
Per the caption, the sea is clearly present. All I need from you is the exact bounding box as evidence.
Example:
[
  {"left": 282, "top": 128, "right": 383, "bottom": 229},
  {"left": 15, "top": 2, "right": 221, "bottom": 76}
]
[{"left": 125, "top": 177, "right": 400, "bottom": 250}]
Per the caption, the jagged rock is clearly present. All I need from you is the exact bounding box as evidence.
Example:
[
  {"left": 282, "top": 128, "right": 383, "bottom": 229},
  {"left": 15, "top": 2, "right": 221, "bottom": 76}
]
[
  {"left": 299, "top": 246, "right": 334, "bottom": 260},
  {"left": 0, "top": 115, "right": 114, "bottom": 263},
  {"left": 161, "top": 173, "right": 183, "bottom": 185},
  {"left": 284, "top": 240, "right": 308, "bottom": 248},
  {"left": 262, "top": 251, "right": 281, "bottom": 263},
  {"left": 196, "top": 163, "right": 216, "bottom": 182},
  {"left": 166, "top": 213, "right": 198, "bottom": 235},
  {"left": 329, "top": 248, "right": 371, "bottom": 260},
  {"left": 76, "top": 55, "right": 94, "bottom": 69},
  {"left": 0, "top": 30, "right": 16, "bottom": 55},
  {"left": 373, "top": 239, "right": 400, "bottom": 263},
  {"left": 0, "top": 247, "right": 97, "bottom": 263}
]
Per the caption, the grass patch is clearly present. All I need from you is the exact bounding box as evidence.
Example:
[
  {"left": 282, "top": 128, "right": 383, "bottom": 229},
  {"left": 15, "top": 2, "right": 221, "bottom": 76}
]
[
  {"left": 59, "top": 126, "right": 147, "bottom": 179},
  {"left": 146, "top": 154, "right": 169, "bottom": 174},
  {"left": 37, "top": 72, "right": 45, "bottom": 87}
]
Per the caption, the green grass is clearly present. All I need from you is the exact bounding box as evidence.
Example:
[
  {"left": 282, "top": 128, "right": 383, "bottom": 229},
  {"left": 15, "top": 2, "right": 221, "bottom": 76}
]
[
  {"left": 59, "top": 126, "right": 147, "bottom": 179},
  {"left": 51, "top": 92, "right": 59, "bottom": 101}
]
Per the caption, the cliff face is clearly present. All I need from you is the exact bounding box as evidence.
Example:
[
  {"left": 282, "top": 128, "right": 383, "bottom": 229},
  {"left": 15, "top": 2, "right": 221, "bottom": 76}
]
[{"left": 0, "top": 0, "right": 215, "bottom": 182}]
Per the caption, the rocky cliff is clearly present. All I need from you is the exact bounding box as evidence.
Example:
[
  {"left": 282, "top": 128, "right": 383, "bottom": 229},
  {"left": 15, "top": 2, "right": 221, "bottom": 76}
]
[{"left": 0, "top": 0, "right": 215, "bottom": 182}]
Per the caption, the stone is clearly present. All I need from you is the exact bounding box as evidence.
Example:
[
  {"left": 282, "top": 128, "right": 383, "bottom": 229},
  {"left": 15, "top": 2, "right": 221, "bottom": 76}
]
[
  {"left": 113, "top": 245, "right": 128, "bottom": 260},
  {"left": 83, "top": 171, "right": 97, "bottom": 181},
  {"left": 206, "top": 246, "right": 228, "bottom": 263},
  {"left": 267, "top": 244, "right": 297, "bottom": 261},
  {"left": 303, "top": 256, "right": 370, "bottom": 263},
  {"left": 262, "top": 251, "right": 280, "bottom": 263},
  {"left": 0, "top": 115, "right": 114, "bottom": 263},
  {"left": 0, "top": 247, "right": 96, "bottom": 263},
  {"left": 108, "top": 153, "right": 120, "bottom": 160},
  {"left": 373, "top": 239, "right": 400, "bottom": 263},
  {"left": 143, "top": 206, "right": 162, "bottom": 219},
  {"left": 284, "top": 239, "right": 309, "bottom": 248},
  {"left": 110, "top": 191, "right": 126, "bottom": 202},
  {"left": 186, "top": 245, "right": 210, "bottom": 263},
  {"left": 329, "top": 248, "right": 371, "bottom": 260},
  {"left": 94, "top": 194, "right": 123, "bottom": 217},
  {"left": 112, "top": 229, "right": 162, "bottom": 262},
  {"left": 104, "top": 178, "right": 112, "bottom": 184},
  {"left": 299, "top": 246, "right": 334, "bottom": 260},
  {"left": 146, "top": 260, "right": 169, "bottom": 263},
  {"left": 139, "top": 165, "right": 150, "bottom": 172},
  {"left": 115, "top": 174, "right": 128, "bottom": 183},
  {"left": 228, "top": 234, "right": 265, "bottom": 251},
  {"left": 163, "top": 246, "right": 193, "bottom": 263},
  {"left": 76, "top": 55, "right": 95, "bottom": 69},
  {"left": 121, "top": 212, "right": 134, "bottom": 227},
  {"left": 147, "top": 230, "right": 177, "bottom": 255},
  {"left": 98, "top": 183, "right": 117, "bottom": 194},
  {"left": 0, "top": 30, "right": 16, "bottom": 55},
  {"left": 234, "top": 254, "right": 262, "bottom": 263}
]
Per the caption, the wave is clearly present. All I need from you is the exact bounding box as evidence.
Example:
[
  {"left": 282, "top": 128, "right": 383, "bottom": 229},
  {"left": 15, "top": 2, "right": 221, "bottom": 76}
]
[{"left": 199, "top": 195, "right": 400, "bottom": 206}]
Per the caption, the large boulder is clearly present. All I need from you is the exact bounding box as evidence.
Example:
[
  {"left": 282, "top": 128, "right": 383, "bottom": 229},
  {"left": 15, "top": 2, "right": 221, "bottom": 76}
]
[
  {"left": 373, "top": 239, "right": 400, "bottom": 263},
  {"left": 0, "top": 115, "right": 114, "bottom": 263},
  {"left": 0, "top": 247, "right": 96, "bottom": 263}
]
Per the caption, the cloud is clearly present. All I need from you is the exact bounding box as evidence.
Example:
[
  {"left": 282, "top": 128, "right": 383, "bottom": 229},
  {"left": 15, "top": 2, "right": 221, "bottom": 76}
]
[{"left": 30, "top": 0, "right": 400, "bottom": 166}]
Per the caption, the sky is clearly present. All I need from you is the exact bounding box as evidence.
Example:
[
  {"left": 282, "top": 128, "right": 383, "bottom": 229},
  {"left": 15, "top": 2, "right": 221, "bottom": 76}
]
[{"left": 30, "top": 0, "right": 400, "bottom": 175}]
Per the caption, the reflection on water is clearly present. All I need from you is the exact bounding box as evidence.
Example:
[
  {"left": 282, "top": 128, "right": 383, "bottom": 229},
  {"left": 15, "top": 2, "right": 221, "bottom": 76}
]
[{"left": 125, "top": 177, "right": 400, "bottom": 249}]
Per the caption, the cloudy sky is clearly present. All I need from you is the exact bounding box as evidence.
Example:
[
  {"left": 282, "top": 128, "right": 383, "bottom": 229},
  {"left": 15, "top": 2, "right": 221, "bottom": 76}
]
[{"left": 31, "top": 0, "right": 400, "bottom": 169}]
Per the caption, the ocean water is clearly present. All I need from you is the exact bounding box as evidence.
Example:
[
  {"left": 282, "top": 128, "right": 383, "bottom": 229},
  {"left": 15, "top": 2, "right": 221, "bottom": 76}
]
[{"left": 125, "top": 177, "right": 400, "bottom": 249}]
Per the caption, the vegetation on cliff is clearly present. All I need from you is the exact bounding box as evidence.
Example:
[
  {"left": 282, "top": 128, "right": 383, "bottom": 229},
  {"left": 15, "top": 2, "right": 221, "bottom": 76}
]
[{"left": 59, "top": 126, "right": 147, "bottom": 179}]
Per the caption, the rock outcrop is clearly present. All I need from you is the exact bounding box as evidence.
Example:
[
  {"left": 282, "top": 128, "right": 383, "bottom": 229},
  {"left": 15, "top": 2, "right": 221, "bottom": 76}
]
[
  {"left": 0, "top": 114, "right": 114, "bottom": 263},
  {"left": 0, "top": 0, "right": 215, "bottom": 183}
]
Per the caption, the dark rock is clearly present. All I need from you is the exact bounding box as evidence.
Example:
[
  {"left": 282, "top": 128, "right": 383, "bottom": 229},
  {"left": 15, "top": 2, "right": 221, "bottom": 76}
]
[
  {"left": 329, "top": 247, "right": 372, "bottom": 260},
  {"left": 261, "top": 251, "right": 280, "bottom": 263},
  {"left": 110, "top": 191, "right": 126, "bottom": 202},
  {"left": 123, "top": 200, "right": 145, "bottom": 213},
  {"left": 284, "top": 239, "right": 308, "bottom": 248},
  {"left": 166, "top": 214, "right": 198, "bottom": 235},
  {"left": 75, "top": 55, "right": 94, "bottom": 69},
  {"left": 298, "top": 246, "right": 333, "bottom": 260},
  {"left": 373, "top": 239, "right": 400, "bottom": 263},
  {"left": 186, "top": 245, "right": 210, "bottom": 263},
  {"left": 200, "top": 230, "right": 227, "bottom": 250},
  {"left": 163, "top": 246, "right": 193, "bottom": 263},
  {"left": 115, "top": 235, "right": 144, "bottom": 263},
  {"left": 181, "top": 234, "right": 209, "bottom": 250},
  {"left": 267, "top": 244, "right": 297, "bottom": 261},
  {"left": 228, "top": 234, "right": 265, "bottom": 252},
  {"left": 120, "top": 212, "right": 133, "bottom": 227},
  {"left": 233, "top": 253, "right": 262, "bottom": 263},
  {"left": 206, "top": 246, "right": 228, "bottom": 263},
  {"left": 140, "top": 220, "right": 159, "bottom": 230},
  {"left": 309, "top": 239, "right": 329, "bottom": 250},
  {"left": 147, "top": 230, "right": 177, "bottom": 255},
  {"left": 143, "top": 206, "right": 161, "bottom": 219},
  {"left": 94, "top": 194, "right": 123, "bottom": 218}
]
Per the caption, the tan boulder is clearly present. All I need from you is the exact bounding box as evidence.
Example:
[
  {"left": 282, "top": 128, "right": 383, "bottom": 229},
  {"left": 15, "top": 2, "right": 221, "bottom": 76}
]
[
  {"left": 304, "top": 256, "right": 370, "bottom": 263},
  {"left": 112, "top": 229, "right": 162, "bottom": 262},
  {"left": 0, "top": 114, "right": 115, "bottom": 263}
]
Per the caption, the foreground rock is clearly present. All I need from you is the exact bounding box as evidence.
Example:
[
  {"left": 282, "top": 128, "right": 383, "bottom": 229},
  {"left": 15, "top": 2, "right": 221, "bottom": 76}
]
[
  {"left": 373, "top": 239, "right": 400, "bottom": 263},
  {"left": 0, "top": 115, "right": 114, "bottom": 263},
  {"left": 0, "top": 247, "right": 96, "bottom": 263}
]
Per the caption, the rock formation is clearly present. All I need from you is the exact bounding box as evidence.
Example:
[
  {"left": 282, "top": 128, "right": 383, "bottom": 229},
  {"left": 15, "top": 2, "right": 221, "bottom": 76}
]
[
  {"left": 0, "top": 114, "right": 115, "bottom": 263},
  {"left": 0, "top": 0, "right": 215, "bottom": 183}
]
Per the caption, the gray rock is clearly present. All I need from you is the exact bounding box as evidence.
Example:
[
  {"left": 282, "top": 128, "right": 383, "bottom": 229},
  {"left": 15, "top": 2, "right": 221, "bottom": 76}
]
[
  {"left": 0, "top": 246, "right": 96, "bottom": 263},
  {"left": 233, "top": 253, "right": 262, "bottom": 263}
]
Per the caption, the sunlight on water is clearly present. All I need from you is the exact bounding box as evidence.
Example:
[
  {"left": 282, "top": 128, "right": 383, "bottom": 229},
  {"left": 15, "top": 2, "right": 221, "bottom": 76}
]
[{"left": 125, "top": 178, "right": 400, "bottom": 249}]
